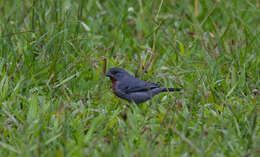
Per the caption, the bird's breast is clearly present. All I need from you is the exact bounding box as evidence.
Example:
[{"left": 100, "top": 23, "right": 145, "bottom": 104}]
[
  {"left": 110, "top": 78, "right": 117, "bottom": 93},
  {"left": 110, "top": 79, "right": 125, "bottom": 99}
]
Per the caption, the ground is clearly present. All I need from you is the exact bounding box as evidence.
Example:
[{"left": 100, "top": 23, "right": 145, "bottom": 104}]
[{"left": 0, "top": 0, "right": 259, "bottom": 156}]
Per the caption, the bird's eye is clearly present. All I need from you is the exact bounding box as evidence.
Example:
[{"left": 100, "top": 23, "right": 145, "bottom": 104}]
[{"left": 112, "top": 71, "right": 118, "bottom": 74}]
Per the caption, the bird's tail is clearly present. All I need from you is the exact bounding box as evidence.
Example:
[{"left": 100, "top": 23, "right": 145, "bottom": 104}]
[{"left": 162, "top": 88, "right": 182, "bottom": 92}]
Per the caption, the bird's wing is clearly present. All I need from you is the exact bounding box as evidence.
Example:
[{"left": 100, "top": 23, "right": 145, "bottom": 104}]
[{"left": 123, "top": 78, "right": 160, "bottom": 94}]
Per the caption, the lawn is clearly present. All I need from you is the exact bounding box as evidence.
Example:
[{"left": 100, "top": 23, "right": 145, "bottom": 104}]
[{"left": 0, "top": 0, "right": 259, "bottom": 156}]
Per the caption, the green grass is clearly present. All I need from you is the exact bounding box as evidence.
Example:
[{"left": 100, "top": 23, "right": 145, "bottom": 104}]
[{"left": 0, "top": 0, "right": 260, "bottom": 156}]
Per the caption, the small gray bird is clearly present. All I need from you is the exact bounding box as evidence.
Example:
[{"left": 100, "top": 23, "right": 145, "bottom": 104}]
[{"left": 106, "top": 68, "right": 181, "bottom": 104}]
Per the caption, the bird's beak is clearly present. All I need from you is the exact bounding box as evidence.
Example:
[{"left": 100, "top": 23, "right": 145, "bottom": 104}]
[{"left": 105, "top": 71, "right": 112, "bottom": 77}]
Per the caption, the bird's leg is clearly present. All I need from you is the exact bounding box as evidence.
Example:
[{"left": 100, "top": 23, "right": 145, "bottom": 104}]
[{"left": 125, "top": 104, "right": 130, "bottom": 108}]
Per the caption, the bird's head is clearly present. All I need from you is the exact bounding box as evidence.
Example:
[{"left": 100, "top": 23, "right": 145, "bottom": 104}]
[{"left": 106, "top": 68, "right": 130, "bottom": 81}]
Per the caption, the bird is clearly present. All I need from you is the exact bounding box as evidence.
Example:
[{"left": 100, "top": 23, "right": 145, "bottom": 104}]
[{"left": 106, "top": 67, "right": 182, "bottom": 104}]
